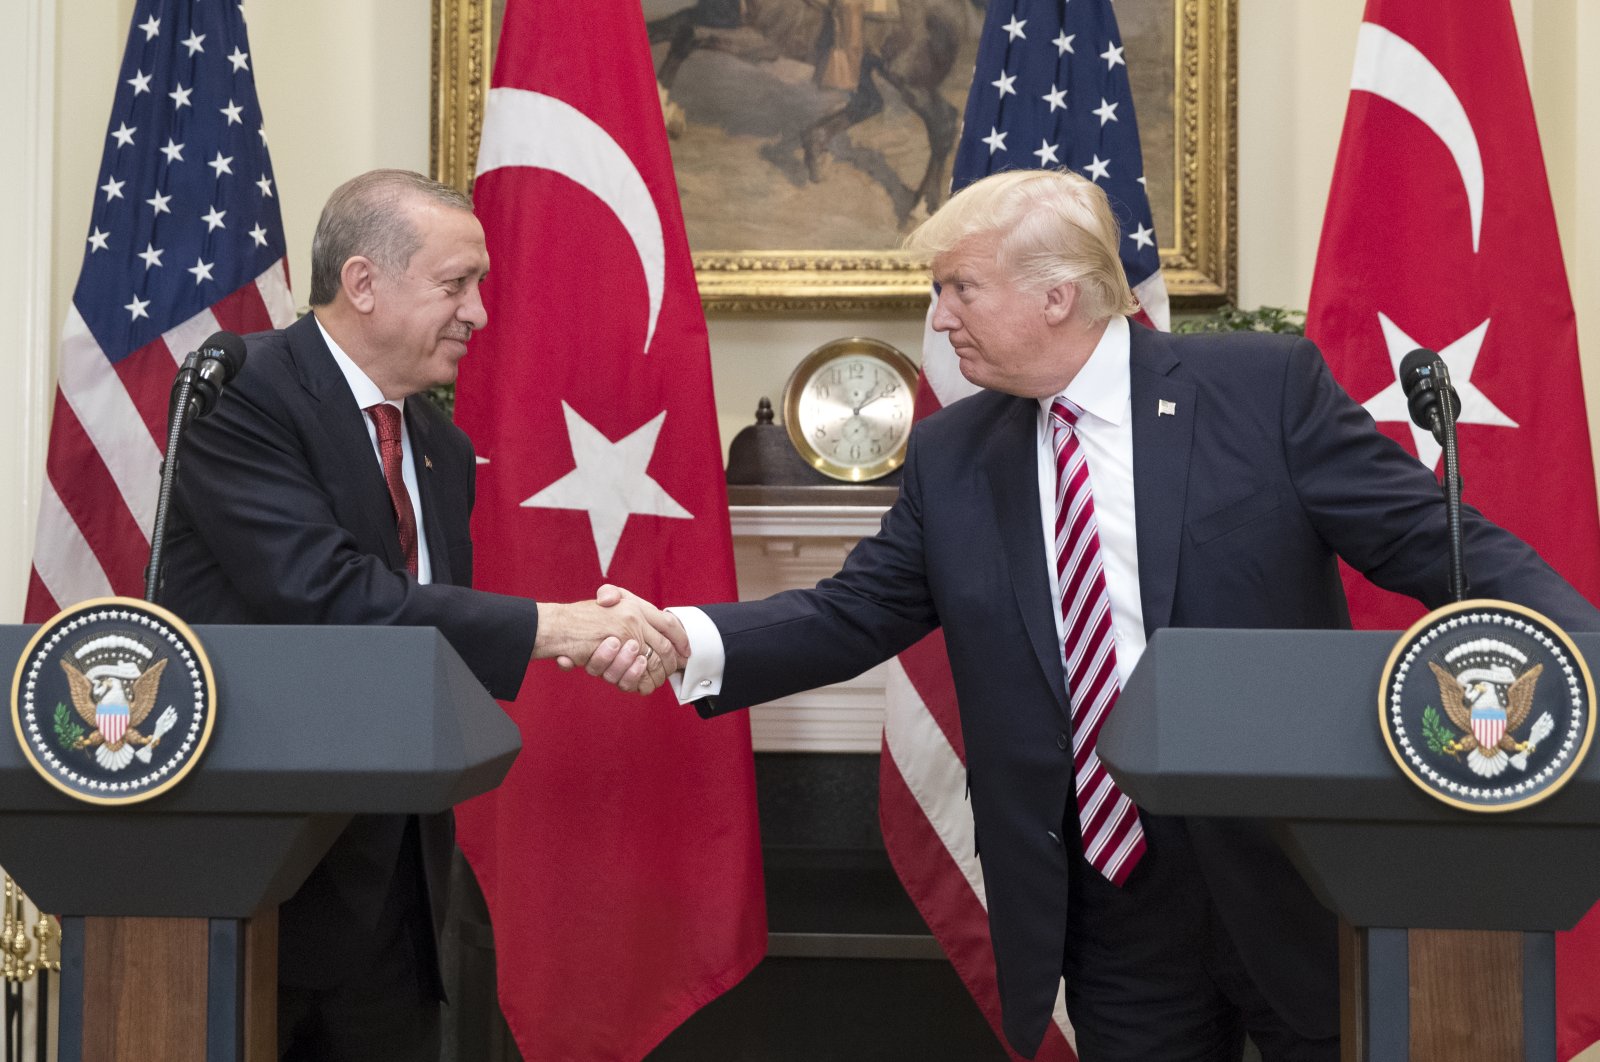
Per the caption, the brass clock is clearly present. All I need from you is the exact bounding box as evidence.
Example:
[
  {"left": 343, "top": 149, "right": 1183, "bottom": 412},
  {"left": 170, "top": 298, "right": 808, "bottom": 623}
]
[{"left": 783, "top": 337, "right": 919, "bottom": 483}]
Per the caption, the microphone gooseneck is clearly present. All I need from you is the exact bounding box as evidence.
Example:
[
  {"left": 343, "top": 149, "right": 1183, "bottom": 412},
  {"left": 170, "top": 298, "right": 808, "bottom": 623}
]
[
  {"left": 147, "top": 331, "right": 247, "bottom": 602},
  {"left": 1398, "top": 348, "right": 1466, "bottom": 602}
]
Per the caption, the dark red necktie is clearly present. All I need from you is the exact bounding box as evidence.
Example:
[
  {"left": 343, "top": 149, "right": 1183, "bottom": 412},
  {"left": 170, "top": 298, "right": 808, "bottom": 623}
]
[
  {"left": 1051, "top": 399, "right": 1144, "bottom": 885},
  {"left": 366, "top": 403, "right": 419, "bottom": 577}
]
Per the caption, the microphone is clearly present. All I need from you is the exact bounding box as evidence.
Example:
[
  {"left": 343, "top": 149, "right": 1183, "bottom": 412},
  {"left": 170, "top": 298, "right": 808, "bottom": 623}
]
[
  {"left": 148, "top": 331, "right": 248, "bottom": 602},
  {"left": 1399, "top": 348, "right": 1460, "bottom": 446},
  {"left": 1397, "top": 348, "right": 1468, "bottom": 601},
  {"left": 175, "top": 331, "right": 248, "bottom": 420}
]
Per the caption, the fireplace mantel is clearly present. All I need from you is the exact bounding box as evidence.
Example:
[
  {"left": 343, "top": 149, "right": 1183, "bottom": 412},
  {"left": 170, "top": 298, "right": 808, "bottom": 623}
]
[{"left": 729, "top": 504, "right": 891, "bottom": 753}]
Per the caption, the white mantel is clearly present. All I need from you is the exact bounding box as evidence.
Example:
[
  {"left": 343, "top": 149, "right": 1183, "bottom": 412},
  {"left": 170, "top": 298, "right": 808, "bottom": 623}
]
[{"left": 729, "top": 505, "right": 890, "bottom": 754}]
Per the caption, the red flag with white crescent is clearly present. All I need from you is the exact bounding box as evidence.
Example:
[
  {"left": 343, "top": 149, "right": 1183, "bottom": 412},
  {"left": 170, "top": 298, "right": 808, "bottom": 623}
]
[
  {"left": 1307, "top": 1, "right": 1600, "bottom": 1056},
  {"left": 451, "top": 1, "right": 766, "bottom": 1057}
]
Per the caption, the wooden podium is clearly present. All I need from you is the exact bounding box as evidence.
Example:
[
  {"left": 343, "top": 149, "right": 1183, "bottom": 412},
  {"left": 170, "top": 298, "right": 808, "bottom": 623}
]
[
  {"left": 1101, "top": 628, "right": 1600, "bottom": 1062},
  {"left": 0, "top": 625, "right": 520, "bottom": 1062}
]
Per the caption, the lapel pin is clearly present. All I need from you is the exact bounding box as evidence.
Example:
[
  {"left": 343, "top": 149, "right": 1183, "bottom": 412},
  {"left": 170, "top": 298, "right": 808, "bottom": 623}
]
[
  {"left": 1158, "top": 399, "right": 1177, "bottom": 417},
  {"left": 424, "top": 455, "right": 434, "bottom": 470}
]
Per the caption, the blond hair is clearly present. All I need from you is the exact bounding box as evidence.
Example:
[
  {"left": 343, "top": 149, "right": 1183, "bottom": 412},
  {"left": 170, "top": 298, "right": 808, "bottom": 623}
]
[{"left": 905, "top": 169, "right": 1139, "bottom": 322}]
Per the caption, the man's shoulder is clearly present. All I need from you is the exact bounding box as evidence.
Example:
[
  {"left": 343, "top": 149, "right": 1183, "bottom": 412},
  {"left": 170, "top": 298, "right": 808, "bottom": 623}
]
[
  {"left": 1162, "top": 326, "right": 1308, "bottom": 363},
  {"left": 409, "top": 390, "right": 474, "bottom": 453},
  {"left": 1145, "top": 327, "right": 1325, "bottom": 395},
  {"left": 915, "top": 388, "right": 1024, "bottom": 440},
  {"left": 235, "top": 320, "right": 311, "bottom": 395}
]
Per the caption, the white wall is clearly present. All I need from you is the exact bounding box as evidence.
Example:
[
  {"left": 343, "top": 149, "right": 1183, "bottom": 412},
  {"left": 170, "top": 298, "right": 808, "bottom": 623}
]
[
  {"left": 0, "top": 0, "right": 56, "bottom": 619},
  {"left": 18, "top": 0, "right": 1600, "bottom": 623}
]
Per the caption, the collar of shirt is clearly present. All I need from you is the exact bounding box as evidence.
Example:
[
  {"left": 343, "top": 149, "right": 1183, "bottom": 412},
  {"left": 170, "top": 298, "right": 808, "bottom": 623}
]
[
  {"left": 1037, "top": 314, "right": 1131, "bottom": 427},
  {"left": 312, "top": 314, "right": 432, "bottom": 584},
  {"left": 315, "top": 315, "right": 402, "bottom": 417},
  {"left": 1031, "top": 314, "right": 1146, "bottom": 687}
]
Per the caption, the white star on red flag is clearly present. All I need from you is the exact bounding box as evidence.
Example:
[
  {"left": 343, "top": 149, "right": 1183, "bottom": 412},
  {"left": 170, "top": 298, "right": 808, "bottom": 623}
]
[
  {"left": 518, "top": 402, "right": 690, "bottom": 575},
  {"left": 1360, "top": 313, "right": 1515, "bottom": 471}
]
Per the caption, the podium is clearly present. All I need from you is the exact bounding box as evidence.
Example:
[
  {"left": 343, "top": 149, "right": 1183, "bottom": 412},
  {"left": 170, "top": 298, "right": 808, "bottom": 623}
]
[
  {"left": 1101, "top": 628, "right": 1600, "bottom": 1062},
  {"left": 0, "top": 625, "right": 520, "bottom": 1062}
]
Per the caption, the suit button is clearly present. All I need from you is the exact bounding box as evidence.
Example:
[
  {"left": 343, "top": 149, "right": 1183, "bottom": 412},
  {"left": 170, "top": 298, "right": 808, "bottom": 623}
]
[
  {"left": 1047, "top": 831, "right": 1062, "bottom": 846},
  {"left": 1056, "top": 732, "right": 1069, "bottom": 751}
]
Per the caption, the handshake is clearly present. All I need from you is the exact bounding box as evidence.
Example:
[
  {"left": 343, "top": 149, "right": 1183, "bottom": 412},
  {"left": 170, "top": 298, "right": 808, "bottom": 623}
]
[{"left": 533, "top": 584, "right": 691, "bottom": 696}]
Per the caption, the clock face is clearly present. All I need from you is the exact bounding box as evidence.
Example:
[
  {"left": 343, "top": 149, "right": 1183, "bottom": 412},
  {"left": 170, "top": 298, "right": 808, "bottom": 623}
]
[{"left": 784, "top": 339, "right": 918, "bottom": 482}]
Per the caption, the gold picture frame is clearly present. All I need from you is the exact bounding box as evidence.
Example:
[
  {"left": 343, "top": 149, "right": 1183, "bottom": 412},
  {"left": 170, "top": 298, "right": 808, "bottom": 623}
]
[{"left": 431, "top": 0, "right": 1235, "bottom": 312}]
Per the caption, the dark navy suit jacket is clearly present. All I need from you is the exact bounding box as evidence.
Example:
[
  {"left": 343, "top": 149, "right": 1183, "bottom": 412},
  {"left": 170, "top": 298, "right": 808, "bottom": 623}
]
[
  {"left": 162, "top": 312, "right": 536, "bottom": 992},
  {"left": 699, "top": 323, "right": 1599, "bottom": 1055}
]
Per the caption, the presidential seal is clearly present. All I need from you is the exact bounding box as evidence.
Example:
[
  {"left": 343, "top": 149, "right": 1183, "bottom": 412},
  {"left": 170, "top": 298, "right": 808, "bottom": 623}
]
[
  {"left": 1380, "top": 600, "right": 1594, "bottom": 812},
  {"left": 10, "top": 598, "right": 215, "bottom": 806}
]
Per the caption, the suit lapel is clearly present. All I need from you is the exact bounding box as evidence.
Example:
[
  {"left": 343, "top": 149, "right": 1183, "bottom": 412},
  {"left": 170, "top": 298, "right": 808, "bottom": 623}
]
[
  {"left": 286, "top": 315, "right": 407, "bottom": 572},
  {"left": 405, "top": 402, "right": 452, "bottom": 585},
  {"left": 983, "top": 397, "right": 1071, "bottom": 718},
  {"left": 1129, "top": 323, "right": 1195, "bottom": 634}
]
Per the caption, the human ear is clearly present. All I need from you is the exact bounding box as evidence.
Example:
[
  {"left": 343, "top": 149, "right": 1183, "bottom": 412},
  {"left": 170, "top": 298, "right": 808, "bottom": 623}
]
[
  {"left": 340, "top": 257, "right": 379, "bottom": 314},
  {"left": 1042, "top": 281, "right": 1077, "bottom": 325}
]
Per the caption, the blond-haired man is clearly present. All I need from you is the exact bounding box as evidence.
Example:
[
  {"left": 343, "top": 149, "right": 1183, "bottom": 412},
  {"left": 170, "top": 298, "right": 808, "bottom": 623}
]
[{"left": 602, "top": 169, "right": 1596, "bottom": 1060}]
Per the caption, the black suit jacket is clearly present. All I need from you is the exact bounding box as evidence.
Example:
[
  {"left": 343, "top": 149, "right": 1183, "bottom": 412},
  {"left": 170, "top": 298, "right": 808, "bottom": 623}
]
[
  {"left": 698, "top": 324, "right": 1600, "bottom": 1055},
  {"left": 163, "top": 312, "right": 536, "bottom": 992}
]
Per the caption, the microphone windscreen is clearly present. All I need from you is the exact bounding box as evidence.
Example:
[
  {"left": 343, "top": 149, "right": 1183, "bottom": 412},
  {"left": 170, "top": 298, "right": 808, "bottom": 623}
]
[
  {"left": 1398, "top": 348, "right": 1441, "bottom": 395},
  {"left": 198, "top": 330, "right": 248, "bottom": 381}
]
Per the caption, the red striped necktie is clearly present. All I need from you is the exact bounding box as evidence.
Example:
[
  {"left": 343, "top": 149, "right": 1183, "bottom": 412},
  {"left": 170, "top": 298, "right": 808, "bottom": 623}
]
[
  {"left": 1050, "top": 399, "right": 1145, "bottom": 885},
  {"left": 366, "top": 402, "right": 419, "bottom": 578}
]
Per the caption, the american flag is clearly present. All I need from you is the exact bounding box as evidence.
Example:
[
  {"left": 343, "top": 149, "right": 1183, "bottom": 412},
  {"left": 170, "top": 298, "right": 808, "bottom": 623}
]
[
  {"left": 879, "top": 1, "right": 1168, "bottom": 1057},
  {"left": 26, "top": 0, "right": 294, "bottom": 622},
  {"left": 954, "top": 0, "right": 1167, "bottom": 326}
]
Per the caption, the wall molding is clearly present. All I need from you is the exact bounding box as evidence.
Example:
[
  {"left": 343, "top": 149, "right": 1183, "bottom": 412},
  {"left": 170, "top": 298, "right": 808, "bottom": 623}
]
[{"left": 0, "top": 0, "right": 57, "bottom": 619}]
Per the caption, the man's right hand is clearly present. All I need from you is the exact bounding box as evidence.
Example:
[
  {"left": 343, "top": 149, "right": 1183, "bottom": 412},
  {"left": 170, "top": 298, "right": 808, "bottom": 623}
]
[{"left": 535, "top": 585, "right": 689, "bottom": 695}]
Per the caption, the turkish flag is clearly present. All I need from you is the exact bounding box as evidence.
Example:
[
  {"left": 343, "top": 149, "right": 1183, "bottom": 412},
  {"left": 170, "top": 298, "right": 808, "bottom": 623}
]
[
  {"left": 1307, "top": 1, "right": 1600, "bottom": 1056},
  {"left": 451, "top": 1, "right": 766, "bottom": 1057}
]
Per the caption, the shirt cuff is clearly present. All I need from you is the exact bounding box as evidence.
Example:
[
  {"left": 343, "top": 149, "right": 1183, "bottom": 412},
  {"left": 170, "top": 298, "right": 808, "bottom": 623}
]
[{"left": 666, "top": 605, "right": 726, "bottom": 704}]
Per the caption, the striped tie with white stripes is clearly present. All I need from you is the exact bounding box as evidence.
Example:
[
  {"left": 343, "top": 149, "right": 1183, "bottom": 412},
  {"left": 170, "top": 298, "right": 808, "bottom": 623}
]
[{"left": 1050, "top": 399, "right": 1145, "bottom": 885}]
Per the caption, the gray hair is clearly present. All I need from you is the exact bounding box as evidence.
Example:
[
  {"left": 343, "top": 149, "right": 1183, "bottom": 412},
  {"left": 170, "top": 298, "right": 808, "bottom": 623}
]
[
  {"left": 308, "top": 169, "right": 475, "bottom": 306},
  {"left": 904, "top": 169, "right": 1139, "bottom": 323}
]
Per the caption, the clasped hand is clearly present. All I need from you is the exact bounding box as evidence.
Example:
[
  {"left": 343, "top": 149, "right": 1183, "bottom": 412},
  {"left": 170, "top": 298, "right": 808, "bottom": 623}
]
[{"left": 535, "top": 584, "right": 688, "bottom": 695}]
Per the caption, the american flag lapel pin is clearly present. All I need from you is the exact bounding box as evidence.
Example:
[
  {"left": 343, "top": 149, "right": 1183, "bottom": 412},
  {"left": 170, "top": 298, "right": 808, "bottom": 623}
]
[{"left": 1158, "top": 399, "right": 1177, "bottom": 417}]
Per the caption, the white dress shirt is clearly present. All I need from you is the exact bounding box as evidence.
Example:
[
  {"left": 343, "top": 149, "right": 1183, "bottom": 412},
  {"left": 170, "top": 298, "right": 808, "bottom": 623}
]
[
  {"left": 316, "top": 316, "right": 433, "bottom": 585},
  {"left": 670, "top": 315, "right": 1149, "bottom": 700},
  {"left": 1037, "top": 314, "right": 1146, "bottom": 685}
]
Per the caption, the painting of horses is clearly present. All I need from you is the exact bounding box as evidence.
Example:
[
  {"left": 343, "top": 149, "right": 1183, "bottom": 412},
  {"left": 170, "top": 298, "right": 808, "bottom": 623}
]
[
  {"left": 434, "top": 0, "right": 1234, "bottom": 309},
  {"left": 647, "top": 0, "right": 1173, "bottom": 257}
]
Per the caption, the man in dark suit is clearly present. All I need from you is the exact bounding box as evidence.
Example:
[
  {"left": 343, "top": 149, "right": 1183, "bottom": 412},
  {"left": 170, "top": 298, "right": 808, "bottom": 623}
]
[
  {"left": 590, "top": 169, "right": 1598, "bottom": 1060},
  {"left": 162, "top": 169, "right": 682, "bottom": 1062}
]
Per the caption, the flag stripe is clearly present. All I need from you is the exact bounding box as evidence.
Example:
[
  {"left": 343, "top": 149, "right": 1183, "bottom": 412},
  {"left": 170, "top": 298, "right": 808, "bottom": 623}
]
[
  {"left": 113, "top": 337, "right": 182, "bottom": 449},
  {"left": 212, "top": 270, "right": 280, "bottom": 334},
  {"left": 162, "top": 307, "right": 223, "bottom": 370},
  {"left": 883, "top": 657, "right": 983, "bottom": 901},
  {"left": 898, "top": 629, "right": 969, "bottom": 761},
  {"left": 24, "top": 571, "right": 55, "bottom": 623},
  {"left": 1131, "top": 273, "right": 1169, "bottom": 332},
  {"left": 31, "top": 477, "right": 115, "bottom": 610},
  {"left": 42, "top": 398, "right": 150, "bottom": 567},
  {"left": 57, "top": 308, "right": 164, "bottom": 537},
  {"left": 880, "top": 662, "right": 1077, "bottom": 1060},
  {"left": 255, "top": 259, "right": 296, "bottom": 326}
]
